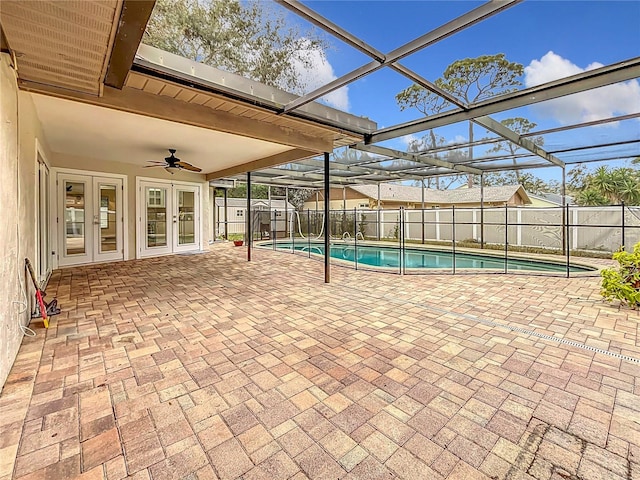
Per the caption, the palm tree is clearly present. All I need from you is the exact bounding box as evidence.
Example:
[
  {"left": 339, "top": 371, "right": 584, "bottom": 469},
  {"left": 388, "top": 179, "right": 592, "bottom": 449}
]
[
  {"left": 589, "top": 166, "right": 618, "bottom": 202},
  {"left": 617, "top": 172, "right": 640, "bottom": 205},
  {"left": 576, "top": 188, "right": 609, "bottom": 206}
]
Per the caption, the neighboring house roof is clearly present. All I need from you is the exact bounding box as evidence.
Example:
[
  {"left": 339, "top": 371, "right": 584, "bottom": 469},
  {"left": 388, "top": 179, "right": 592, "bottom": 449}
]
[
  {"left": 349, "top": 184, "right": 531, "bottom": 205},
  {"left": 529, "top": 193, "right": 575, "bottom": 206},
  {"left": 214, "top": 198, "right": 294, "bottom": 210}
]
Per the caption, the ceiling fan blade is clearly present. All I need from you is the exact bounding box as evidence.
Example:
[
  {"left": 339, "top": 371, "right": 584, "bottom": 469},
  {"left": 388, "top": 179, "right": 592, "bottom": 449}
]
[
  {"left": 176, "top": 161, "right": 202, "bottom": 172},
  {"left": 143, "top": 164, "right": 165, "bottom": 168}
]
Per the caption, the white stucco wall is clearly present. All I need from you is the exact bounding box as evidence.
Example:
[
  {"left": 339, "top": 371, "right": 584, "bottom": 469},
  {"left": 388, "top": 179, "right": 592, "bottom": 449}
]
[{"left": 0, "top": 54, "right": 53, "bottom": 390}]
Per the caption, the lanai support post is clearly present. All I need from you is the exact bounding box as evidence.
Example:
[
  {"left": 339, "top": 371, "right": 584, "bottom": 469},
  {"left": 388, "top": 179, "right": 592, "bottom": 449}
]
[
  {"left": 324, "top": 152, "right": 331, "bottom": 283},
  {"left": 561, "top": 166, "right": 567, "bottom": 255},
  {"left": 480, "top": 173, "right": 485, "bottom": 248},
  {"left": 212, "top": 187, "right": 217, "bottom": 240},
  {"left": 377, "top": 183, "right": 381, "bottom": 241},
  {"left": 247, "top": 172, "right": 252, "bottom": 262},
  {"left": 223, "top": 188, "right": 229, "bottom": 240},
  {"left": 285, "top": 187, "right": 289, "bottom": 238},
  {"left": 421, "top": 179, "right": 425, "bottom": 244}
]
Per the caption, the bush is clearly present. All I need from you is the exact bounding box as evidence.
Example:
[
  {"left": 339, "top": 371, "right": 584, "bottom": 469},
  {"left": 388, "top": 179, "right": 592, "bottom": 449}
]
[{"left": 601, "top": 242, "right": 640, "bottom": 309}]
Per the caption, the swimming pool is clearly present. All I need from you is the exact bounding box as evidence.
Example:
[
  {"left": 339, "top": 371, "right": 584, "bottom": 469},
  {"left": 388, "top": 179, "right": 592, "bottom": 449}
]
[{"left": 259, "top": 242, "right": 596, "bottom": 273}]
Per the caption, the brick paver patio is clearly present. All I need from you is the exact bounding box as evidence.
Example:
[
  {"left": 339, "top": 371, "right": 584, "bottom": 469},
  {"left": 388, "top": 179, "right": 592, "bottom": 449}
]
[{"left": 1, "top": 243, "right": 639, "bottom": 480}]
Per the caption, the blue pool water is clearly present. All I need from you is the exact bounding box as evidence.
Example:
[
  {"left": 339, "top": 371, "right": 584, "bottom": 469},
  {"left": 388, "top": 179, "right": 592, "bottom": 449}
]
[{"left": 259, "top": 242, "right": 595, "bottom": 273}]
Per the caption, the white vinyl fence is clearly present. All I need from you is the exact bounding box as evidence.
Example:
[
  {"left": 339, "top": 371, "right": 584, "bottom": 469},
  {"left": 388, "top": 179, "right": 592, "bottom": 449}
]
[{"left": 317, "top": 205, "right": 640, "bottom": 254}]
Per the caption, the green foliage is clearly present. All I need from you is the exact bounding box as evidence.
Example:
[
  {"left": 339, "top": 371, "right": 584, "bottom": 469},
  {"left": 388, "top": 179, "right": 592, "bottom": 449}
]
[
  {"left": 218, "top": 183, "right": 269, "bottom": 199},
  {"left": 358, "top": 213, "right": 367, "bottom": 238},
  {"left": 486, "top": 118, "right": 544, "bottom": 184},
  {"left": 442, "top": 54, "right": 524, "bottom": 103},
  {"left": 571, "top": 165, "right": 640, "bottom": 206},
  {"left": 396, "top": 54, "right": 524, "bottom": 187},
  {"left": 144, "top": 0, "right": 328, "bottom": 93},
  {"left": 216, "top": 184, "right": 314, "bottom": 210},
  {"left": 601, "top": 243, "right": 640, "bottom": 309}
]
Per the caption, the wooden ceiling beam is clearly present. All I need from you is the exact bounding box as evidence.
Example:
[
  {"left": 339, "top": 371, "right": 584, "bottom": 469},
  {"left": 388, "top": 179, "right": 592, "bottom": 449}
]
[
  {"left": 104, "top": 0, "right": 156, "bottom": 89},
  {"left": 206, "top": 149, "right": 317, "bottom": 180}
]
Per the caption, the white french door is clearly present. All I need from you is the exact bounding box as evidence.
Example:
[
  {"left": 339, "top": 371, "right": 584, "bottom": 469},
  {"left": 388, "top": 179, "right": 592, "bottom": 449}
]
[
  {"left": 57, "top": 173, "right": 124, "bottom": 266},
  {"left": 139, "top": 180, "right": 200, "bottom": 257}
]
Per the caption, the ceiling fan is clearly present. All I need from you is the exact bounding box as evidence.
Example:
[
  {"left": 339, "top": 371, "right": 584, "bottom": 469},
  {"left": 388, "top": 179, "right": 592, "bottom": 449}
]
[{"left": 145, "top": 149, "right": 202, "bottom": 174}]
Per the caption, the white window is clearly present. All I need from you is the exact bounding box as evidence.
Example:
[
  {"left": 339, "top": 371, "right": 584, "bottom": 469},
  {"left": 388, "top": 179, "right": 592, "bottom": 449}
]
[{"left": 147, "top": 188, "right": 165, "bottom": 207}]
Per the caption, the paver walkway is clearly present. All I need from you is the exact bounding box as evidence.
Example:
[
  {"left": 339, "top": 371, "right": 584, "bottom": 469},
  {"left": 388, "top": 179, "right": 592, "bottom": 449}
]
[{"left": 1, "top": 243, "right": 639, "bottom": 480}]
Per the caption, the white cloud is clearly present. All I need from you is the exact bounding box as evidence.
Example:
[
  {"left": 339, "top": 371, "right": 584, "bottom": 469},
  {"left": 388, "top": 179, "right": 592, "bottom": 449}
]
[
  {"left": 290, "top": 44, "right": 349, "bottom": 112},
  {"left": 447, "top": 135, "right": 467, "bottom": 145},
  {"left": 524, "top": 51, "right": 640, "bottom": 124},
  {"left": 401, "top": 134, "right": 418, "bottom": 147}
]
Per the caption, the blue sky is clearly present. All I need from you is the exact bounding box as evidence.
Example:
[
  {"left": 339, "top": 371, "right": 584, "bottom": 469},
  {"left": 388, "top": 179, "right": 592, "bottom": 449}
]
[{"left": 283, "top": 1, "right": 640, "bottom": 180}]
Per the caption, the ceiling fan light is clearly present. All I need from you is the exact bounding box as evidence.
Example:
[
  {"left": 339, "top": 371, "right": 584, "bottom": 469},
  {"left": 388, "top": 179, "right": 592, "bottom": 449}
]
[{"left": 165, "top": 166, "right": 179, "bottom": 174}]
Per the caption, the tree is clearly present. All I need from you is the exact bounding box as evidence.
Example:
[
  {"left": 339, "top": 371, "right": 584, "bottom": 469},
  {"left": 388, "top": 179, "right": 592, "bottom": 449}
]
[
  {"left": 396, "top": 54, "right": 524, "bottom": 186},
  {"left": 405, "top": 133, "right": 465, "bottom": 189},
  {"left": 221, "top": 183, "right": 269, "bottom": 199},
  {"left": 486, "top": 118, "right": 544, "bottom": 183},
  {"left": 478, "top": 171, "right": 559, "bottom": 195},
  {"left": 570, "top": 165, "right": 640, "bottom": 206},
  {"left": 144, "top": 0, "right": 327, "bottom": 94},
  {"left": 216, "top": 183, "right": 314, "bottom": 210}
]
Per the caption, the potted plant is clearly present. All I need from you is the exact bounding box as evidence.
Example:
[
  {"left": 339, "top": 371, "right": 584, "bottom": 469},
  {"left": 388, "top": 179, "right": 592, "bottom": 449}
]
[{"left": 233, "top": 240, "right": 244, "bottom": 246}]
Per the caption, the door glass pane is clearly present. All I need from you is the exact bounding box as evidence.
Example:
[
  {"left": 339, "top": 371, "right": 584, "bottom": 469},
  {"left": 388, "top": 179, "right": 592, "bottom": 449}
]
[
  {"left": 178, "top": 190, "right": 195, "bottom": 245},
  {"left": 147, "top": 187, "right": 167, "bottom": 247},
  {"left": 99, "top": 184, "right": 117, "bottom": 252},
  {"left": 65, "top": 181, "right": 85, "bottom": 255}
]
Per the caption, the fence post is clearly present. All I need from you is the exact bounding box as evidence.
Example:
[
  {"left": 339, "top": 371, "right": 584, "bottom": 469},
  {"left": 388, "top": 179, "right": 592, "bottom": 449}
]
[
  {"left": 307, "top": 209, "right": 311, "bottom": 258},
  {"left": 354, "top": 207, "right": 358, "bottom": 271},
  {"left": 561, "top": 203, "right": 566, "bottom": 256},
  {"left": 273, "top": 210, "right": 277, "bottom": 251},
  {"left": 565, "top": 204, "right": 570, "bottom": 278},
  {"left": 517, "top": 208, "right": 522, "bottom": 247},
  {"left": 247, "top": 172, "right": 252, "bottom": 262},
  {"left": 291, "top": 211, "right": 295, "bottom": 254},
  {"left": 622, "top": 202, "right": 626, "bottom": 249},
  {"left": 421, "top": 180, "right": 425, "bottom": 244},
  {"left": 401, "top": 207, "right": 405, "bottom": 275},
  {"left": 452, "top": 206, "right": 456, "bottom": 275},
  {"left": 504, "top": 205, "right": 508, "bottom": 274}
]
